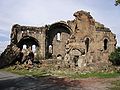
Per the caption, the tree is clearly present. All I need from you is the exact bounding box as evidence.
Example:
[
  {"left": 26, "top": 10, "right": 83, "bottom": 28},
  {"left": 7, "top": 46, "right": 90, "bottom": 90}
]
[
  {"left": 115, "top": 0, "right": 120, "bottom": 6},
  {"left": 109, "top": 47, "right": 120, "bottom": 65}
]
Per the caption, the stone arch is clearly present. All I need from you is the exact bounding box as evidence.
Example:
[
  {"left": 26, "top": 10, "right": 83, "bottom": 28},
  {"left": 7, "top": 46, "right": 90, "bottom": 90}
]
[
  {"left": 102, "top": 36, "right": 110, "bottom": 51},
  {"left": 70, "top": 48, "right": 82, "bottom": 67},
  {"left": 16, "top": 36, "right": 40, "bottom": 63},
  {"left": 57, "top": 54, "right": 62, "bottom": 60},
  {"left": 83, "top": 36, "right": 92, "bottom": 53},
  {"left": 49, "top": 22, "right": 72, "bottom": 33},
  {"left": 70, "top": 48, "right": 82, "bottom": 56},
  {"left": 101, "top": 36, "right": 110, "bottom": 42},
  {"left": 17, "top": 36, "right": 39, "bottom": 51},
  {"left": 46, "top": 22, "right": 72, "bottom": 59},
  {"left": 47, "top": 22, "right": 72, "bottom": 44},
  {"left": 69, "top": 48, "right": 86, "bottom": 67},
  {"left": 83, "top": 36, "right": 93, "bottom": 42}
]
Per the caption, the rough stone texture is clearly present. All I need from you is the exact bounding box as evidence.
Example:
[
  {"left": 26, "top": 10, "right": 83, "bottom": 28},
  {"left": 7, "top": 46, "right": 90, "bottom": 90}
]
[
  {"left": 0, "top": 10, "right": 117, "bottom": 68},
  {"left": 0, "top": 44, "right": 20, "bottom": 68}
]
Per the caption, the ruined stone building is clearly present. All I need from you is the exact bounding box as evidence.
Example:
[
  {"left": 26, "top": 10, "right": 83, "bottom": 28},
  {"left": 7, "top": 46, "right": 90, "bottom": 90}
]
[{"left": 0, "top": 10, "right": 117, "bottom": 68}]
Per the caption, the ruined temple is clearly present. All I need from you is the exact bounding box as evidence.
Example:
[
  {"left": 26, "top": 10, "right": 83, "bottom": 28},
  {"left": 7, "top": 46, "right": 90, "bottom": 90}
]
[{"left": 0, "top": 10, "right": 117, "bottom": 68}]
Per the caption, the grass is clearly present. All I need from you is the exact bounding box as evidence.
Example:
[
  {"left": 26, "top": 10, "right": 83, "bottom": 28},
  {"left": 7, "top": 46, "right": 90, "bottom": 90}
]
[
  {"left": 1, "top": 65, "right": 120, "bottom": 79},
  {"left": 50, "top": 70, "right": 120, "bottom": 79},
  {"left": 1, "top": 66, "right": 49, "bottom": 77},
  {"left": 1, "top": 65, "right": 120, "bottom": 90},
  {"left": 109, "top": 80, "right": 120, "bottom": 90}
]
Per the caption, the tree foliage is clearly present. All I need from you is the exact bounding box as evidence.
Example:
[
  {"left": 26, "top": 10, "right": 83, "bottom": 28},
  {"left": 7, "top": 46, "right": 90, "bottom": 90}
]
[
  {"left": 115, "top": 0, "right": 120, "bottom": 6},
  {"left": 109, "top": 47, "right": 120, "bottom": 65}
]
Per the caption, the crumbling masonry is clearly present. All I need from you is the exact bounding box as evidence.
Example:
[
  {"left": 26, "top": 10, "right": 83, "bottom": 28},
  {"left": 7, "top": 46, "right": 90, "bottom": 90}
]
[{"left": 0, "top": 10, "right": 117, "bottom": 68}]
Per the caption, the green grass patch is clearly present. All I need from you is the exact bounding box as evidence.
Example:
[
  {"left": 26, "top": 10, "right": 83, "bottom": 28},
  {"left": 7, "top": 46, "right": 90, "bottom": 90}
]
[
  {"left": 50, "top": 70, "right": 120, "bottom": 79},
  {"left": 1, "top": 66, "right": 120, "bottom": 79},
  {"left": 1, "top": 66, "right": 48, "bottom": 78}
]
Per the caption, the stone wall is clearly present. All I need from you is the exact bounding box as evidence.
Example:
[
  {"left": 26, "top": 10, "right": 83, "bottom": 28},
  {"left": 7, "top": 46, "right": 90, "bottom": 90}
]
[
  {"left": 0, "top": 44, "right": 20, "bottom": 68},
  {"left": 0, "top": 10, "right": 117, "bottom": 68}
]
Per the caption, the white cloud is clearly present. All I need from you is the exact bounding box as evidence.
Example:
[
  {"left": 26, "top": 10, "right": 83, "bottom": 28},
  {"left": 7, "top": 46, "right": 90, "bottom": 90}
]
[
  {"left": 0, "top": 0, "right": 120, "bottom": 47},
  {"left": 0, "top": 33, "right": 9, "bottom": 38}
]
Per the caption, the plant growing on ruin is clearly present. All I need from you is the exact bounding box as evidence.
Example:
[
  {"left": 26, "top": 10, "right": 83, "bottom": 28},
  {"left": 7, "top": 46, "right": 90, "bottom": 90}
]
[
  {"left": 109, "top": 47, "right": 120, "bottom": 65},
  {"left": 115, "top": 0, "right": 120, "bottom": 6},
  {"left": 34, "top": 49, "right": 44, "bottom": 60}
]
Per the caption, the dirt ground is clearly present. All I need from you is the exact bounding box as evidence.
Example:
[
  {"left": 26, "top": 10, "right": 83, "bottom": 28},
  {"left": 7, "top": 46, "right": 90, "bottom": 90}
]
[{"left": 0, "top": 71, "right": 119, "bottom": 90}]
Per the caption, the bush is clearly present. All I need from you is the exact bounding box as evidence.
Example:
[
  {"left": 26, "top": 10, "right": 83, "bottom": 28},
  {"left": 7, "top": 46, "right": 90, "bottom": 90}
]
[{"left": 109, "top": 47, "right": 120, "bottom": 65}]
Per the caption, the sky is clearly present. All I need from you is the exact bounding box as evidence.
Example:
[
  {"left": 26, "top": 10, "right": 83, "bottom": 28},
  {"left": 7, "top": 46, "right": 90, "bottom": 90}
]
[{"left": 0, "top": 0, "right": 120, "bottom": 52}]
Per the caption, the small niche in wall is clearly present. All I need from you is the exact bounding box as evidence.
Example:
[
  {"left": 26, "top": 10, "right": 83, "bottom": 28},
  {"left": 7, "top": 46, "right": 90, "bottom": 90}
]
[
  {"left": 21, "top": 31, "right": 24, "bottom": 34},
  {"left": 85, "top": 38, "right": 89, "bottom": 52},
  {"left": 32, "top": 45, "right": 36, "bottom": 53},
  {"left": 56, "top": 32, "right": 61, "bottom": 41},
  {"left": 23, "top": 44, "right": 27, "bottom": 49},
  {"left": 49, "top": 45, "right": 53, "bottom": 53},
  {"left": 27, "top": 30, "right": 29, "bottom": 33},
  {"left": 104, "top": 39, "right": 108, "bottom": 50}
]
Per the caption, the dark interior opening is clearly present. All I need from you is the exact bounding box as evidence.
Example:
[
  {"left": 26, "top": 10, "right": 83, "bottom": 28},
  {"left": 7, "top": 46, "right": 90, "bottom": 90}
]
[
  {"left": 104, "top": 39, "right": 108, "bottom": 50},
  {"left": 73, "top": 55, "right": 79, "bottom": 67},
  {"left": 45, "top": 23, "right": 71, "bottom": 59},
  {"left": 85, "top": 38, "right": 89, "bottom": 52},
  {"left": 17, "top": 36, "right": 39, "bottom": 50},
  {"left": 16, "top": 36, "right": 39, "bottom": 63}
]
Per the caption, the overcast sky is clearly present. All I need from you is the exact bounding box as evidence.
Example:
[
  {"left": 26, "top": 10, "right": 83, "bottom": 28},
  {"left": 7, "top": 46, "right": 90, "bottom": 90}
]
[{"left": 0, "top": 0, "right": 120, "bottom": 52}]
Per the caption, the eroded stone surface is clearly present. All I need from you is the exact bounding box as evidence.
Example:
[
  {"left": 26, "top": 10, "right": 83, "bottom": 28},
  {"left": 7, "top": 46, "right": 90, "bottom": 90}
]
[{"left": 0, "top": 10, "right": 117, "bottom": 68}]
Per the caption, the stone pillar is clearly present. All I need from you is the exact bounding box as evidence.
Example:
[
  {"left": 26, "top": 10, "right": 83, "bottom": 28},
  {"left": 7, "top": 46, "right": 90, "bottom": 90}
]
[
  {"left": 28, "top": 46, "right": 32, "bottom": 52},
  {"left": 39, "top": 29, "right": 46, "bottom": 59},
  {"left": 78, "top": 55, "right": 86, "bottom": 67},
  {"left": 64, "top": 53, "right": 70, "bottom": 66}
]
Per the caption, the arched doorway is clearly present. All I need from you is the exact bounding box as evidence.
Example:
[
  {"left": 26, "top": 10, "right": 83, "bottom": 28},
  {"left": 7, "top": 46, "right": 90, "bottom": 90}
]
[
  {"left": 46, "top": 22, "right": 72, "bottom": 59},
  {"left": 17, "top": 36, "right": 40, "bottom": 62},
  {"left": 70, "top": 49, "right": 82, "bottom": 67},
  {"left": 17, "top": 36, "right": 39, "bottom": 51}
]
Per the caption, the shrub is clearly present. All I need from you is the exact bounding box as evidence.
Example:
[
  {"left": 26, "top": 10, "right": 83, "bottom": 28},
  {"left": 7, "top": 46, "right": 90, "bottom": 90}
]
[{"left": 109, "top": 47, "right": 120, "bottom": 65}]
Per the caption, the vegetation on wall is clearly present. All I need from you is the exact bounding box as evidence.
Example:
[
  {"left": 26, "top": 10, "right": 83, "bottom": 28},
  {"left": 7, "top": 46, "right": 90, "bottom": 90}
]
[
  {"left": 109, "top": 47, "right": 120, "bottom": 65},
  {"left": 34, "top": 49, "right": 43, "bottom": 60},
  {"left": 115, "top": 0, "right": 120, "bottom": 6}
]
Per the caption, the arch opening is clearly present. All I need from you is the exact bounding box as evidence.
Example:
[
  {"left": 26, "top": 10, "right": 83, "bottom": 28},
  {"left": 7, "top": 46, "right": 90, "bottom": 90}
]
[
  {"left": 32, "top": 45, "right": 36, "bottom": 53},
  {"left": 23, "top": 44, "right": 27, "bottom": 50},
  {"left": 17, "top": 36, "right": 40, "bottom": 63},
  {"left": 46, "top": 23, "right": 71, "bottom": 59},
  {"left": 73, "top": 56, "right": 79, "bottom": 67},
  {"left": 85, "top": 38, "right": 89, "bottom": 53},
  {"left": 57, "top": 54, "right": 62, "bottom": 60},
  {"left": 56, "top": 32, "right": 61, "bottom": 41},
  {"left": 104, "top": 39, "right": 108, "bottom": 50},
  {"left": 17, "top": 36, "right": 39, "bottom": 51}
]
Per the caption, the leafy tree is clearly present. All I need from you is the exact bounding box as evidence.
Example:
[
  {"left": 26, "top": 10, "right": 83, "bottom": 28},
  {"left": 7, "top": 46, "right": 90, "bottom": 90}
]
[
  {"left": 109, "top": 47, "right": 120, "bottom": 65},
  {"left": 115, "top": 0, "right": 120, "bottom": 6}
]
